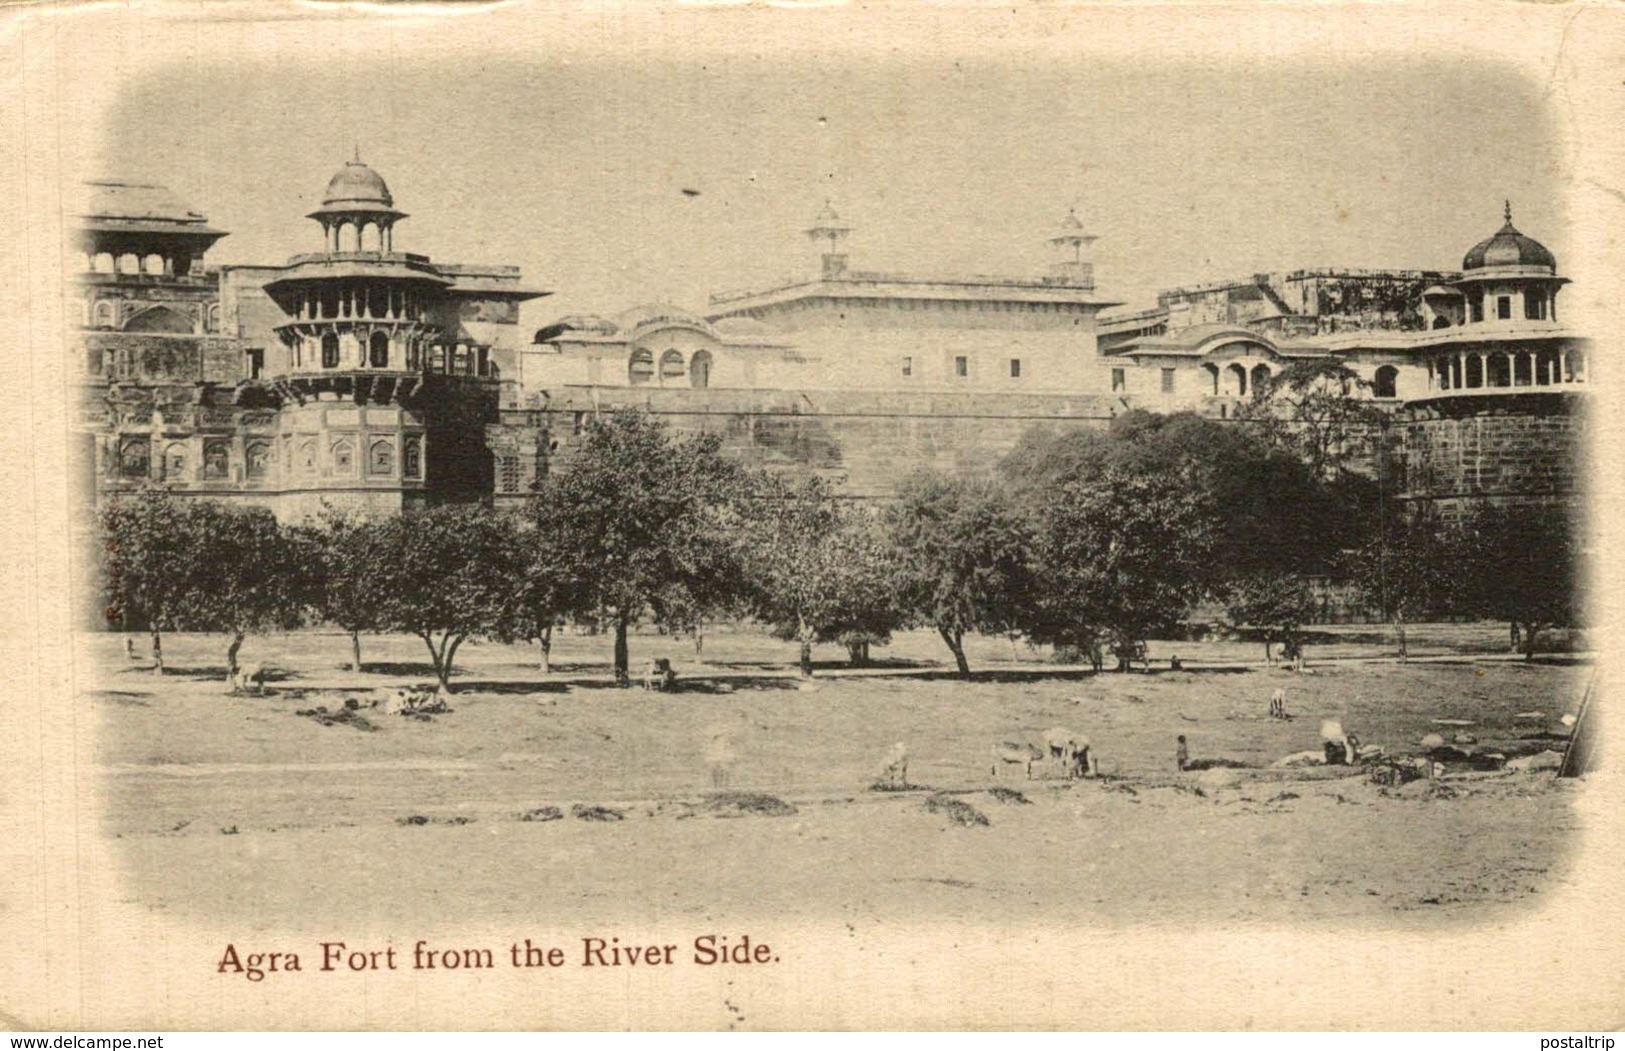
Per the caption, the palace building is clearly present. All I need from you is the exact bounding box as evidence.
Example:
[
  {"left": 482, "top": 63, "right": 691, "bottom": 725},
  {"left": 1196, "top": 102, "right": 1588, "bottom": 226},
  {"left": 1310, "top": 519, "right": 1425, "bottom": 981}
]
[{"left": 71, "top": 160, "right": 1588, "bottom": 520}]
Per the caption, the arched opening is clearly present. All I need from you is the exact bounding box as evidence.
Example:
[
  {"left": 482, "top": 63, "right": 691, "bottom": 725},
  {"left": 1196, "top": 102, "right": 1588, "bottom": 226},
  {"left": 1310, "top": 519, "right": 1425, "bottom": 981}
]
[
  {"left": 369, "top": 330, "right": 390, "bottom": 368},
  {"left": 1487, "top": 354, "right": 1511, "bottom": 388},
  {"left": 1432, "top": 315, "right": 1451, "bottom": 330},
  {"left": 659, "top": 348, "right": 686, "bottom": 383},
  {"left": 360, "top": 223, "right": 379, "bottom": 252},
  {"left": 370, "top": 440, "right": 394, "bottom": 476},
  {"left": 1433, "top": 359, "right": 1449, "bottom": 391},
  {"left": 321, "top": 332, "right": 340, "bottom": 369},
  {"left": 142, "top": 253, "right": 165, "bottom": 275},
  {"left": 206, "top": 304, "right": 221, "bottom": 333},
  {"left": 690, "top": 349, "right": 713, "bottom": 389},
  {"left": 245, "top": 441, "right": 270, "bottom": 479},
  {"left": 94, "top": 252, "right": 115, "bottom": 274},
  {"left": 628, "top": 347, "right": 654, "bottom": 386},
  {"left": 1514, "top": 353, "right": 1533, "bottom": 387},
  {"left": 1538, "top": 349, "right": 1561, "bottom": 385},
  {"left": 1567, "top": 349, "right": 1585, "bottom": 382},
  {"left": 332, "top": 440, "right": 355, "bottom": 476},
  {"left": 1249, "top": 364, "right": 1272, "bottom": 397},
  {"left": 164, "top": 443, "right": 188, "bottom": 480},
  {"left": 403, "top": 437, "right": 423, "bottom": 480},
  {"left": 93, "top": 301, "right": 115, "bottom": 328},
  {"left": 1225, "top": 363, "right": 1248, "bottom": 398},
  {"left": 1202, "top": 363, "right": 1220, "bottom": 397},
  {"left": 203, "top": 441, "right": 229, "bottom": 480},
  {"left": 1465, "top": 355, "right": 1483, "bottom": 389},
  {"left": 1373, "top": 365, "right": 1398, "bottom": 399},
  {"left": 119, "top": 438, "right": 149, "bottom": 478},
  {"left": 124, "top": 305, "right": 193, "bottom": 335}
]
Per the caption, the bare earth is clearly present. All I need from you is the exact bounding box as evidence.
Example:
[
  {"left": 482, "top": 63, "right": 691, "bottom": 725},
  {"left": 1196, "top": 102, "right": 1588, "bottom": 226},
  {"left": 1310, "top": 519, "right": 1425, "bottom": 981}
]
[{"left": 84, "top": 625, "right": 1590, "bottom": 932}]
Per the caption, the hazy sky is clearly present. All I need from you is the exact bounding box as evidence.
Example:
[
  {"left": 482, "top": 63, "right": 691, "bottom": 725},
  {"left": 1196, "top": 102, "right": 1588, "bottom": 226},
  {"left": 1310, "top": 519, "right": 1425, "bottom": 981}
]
[{"left": 98, "top": 47, "right": 1565, "bottom": 328}]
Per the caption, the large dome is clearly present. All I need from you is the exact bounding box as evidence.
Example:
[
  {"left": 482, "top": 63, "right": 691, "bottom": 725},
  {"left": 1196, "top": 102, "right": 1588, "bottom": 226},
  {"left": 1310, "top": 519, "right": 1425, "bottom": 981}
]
[
  {"left": 322, "top": 160, "right": 393, "bottom": 209},
  {"left": 1463, "top": 207, "right": 1556, "bottom": 271}
]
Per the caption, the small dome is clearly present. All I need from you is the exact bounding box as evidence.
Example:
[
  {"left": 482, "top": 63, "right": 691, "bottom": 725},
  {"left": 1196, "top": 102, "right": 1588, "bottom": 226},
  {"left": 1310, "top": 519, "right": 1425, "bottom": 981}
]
[
  {"left": 617, "top": 302, "right": 714, "bottom": 335},
  {"left": 1463, "top": 204, "right": 1555, "bottom": 271},
  {"left": 322, "top": 160, "right": 393, "bottom": 209}
]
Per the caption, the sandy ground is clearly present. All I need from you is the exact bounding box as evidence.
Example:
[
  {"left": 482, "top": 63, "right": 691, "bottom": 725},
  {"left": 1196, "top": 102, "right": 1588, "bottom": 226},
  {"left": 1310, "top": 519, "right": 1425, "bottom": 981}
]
[{"left": 82, "top": 625, "right": 1589, "bottom": 932}]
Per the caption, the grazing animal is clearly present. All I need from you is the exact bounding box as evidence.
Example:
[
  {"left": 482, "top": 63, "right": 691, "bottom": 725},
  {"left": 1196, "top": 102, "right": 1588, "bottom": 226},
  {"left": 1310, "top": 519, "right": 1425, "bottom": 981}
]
[
  {"left": 878, "top": 742, "right": 910, "bottom": 788},
  {"left": 643, "top": 657, "right": 677, "bottom": 692},
  {"left": 231, "top": 663, "right": 265, "bottom": 695},
  {"left": 991, "top": 740, "right": 1043, "bottom": 780},
  {"left": 1042, "top": 727, "right": 1092, "bottom": 779},
  {"left": 1269, "top": 688, "right": 1291, "bottom": 719}
]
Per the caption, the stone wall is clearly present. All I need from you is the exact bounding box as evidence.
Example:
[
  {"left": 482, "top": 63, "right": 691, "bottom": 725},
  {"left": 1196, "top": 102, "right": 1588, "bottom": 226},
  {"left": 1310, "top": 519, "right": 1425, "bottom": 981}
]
[
  {"left": 494, "top": 386, "right": 1125, "bottom": 502},
  {"left": 1399, "top": 392, "right": 1587, "bottom": 520}
]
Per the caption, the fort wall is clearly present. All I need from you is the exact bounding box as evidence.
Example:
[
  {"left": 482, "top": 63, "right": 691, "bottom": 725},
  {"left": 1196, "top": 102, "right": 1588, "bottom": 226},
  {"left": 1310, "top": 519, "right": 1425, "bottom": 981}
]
[{"left": 1399, "top": 392, "right": 1587, "bottom": 520}]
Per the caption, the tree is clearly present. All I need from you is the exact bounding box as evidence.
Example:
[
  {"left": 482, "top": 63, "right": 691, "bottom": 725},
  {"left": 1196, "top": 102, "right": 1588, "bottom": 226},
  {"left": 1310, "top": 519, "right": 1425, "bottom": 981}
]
[
  {"left": 1342, "top": 510, "right": 1459, "bottom": 660},
  {"left": 1455, "top": 501, "right": 1584, "bottom": 660},
  {"left": 310, "top": 507, "right": 393, "bottom": 671},
  {"left": 1237, "top": 359, "right": 1387, "bottom": 481},
  {"left": 1027, "top": 470, "right": 1219, "bottom": 670},
  {"left": 369, "top": 504, "right": 523, "bottom": 691},
  {"left": 540, "top": 410, "right": 751, "bottom": 685},
  {"left": 744, "top": 476, "right": 904, "bottom": 676},
  {"left": 101, "top": 495, "right": 310, "bottom": 679},
  {"left": 513, "top": 502, "right": 582, "bottom": 675},
  {"left": 1223, "top": 572, "right": 1319, "bottom": 663},
  {"left": 887, "top": 472, "right": 1033, "bottom": 678},
  {"left": 101, "top": 493, "right": 210, "bottom": 676}
]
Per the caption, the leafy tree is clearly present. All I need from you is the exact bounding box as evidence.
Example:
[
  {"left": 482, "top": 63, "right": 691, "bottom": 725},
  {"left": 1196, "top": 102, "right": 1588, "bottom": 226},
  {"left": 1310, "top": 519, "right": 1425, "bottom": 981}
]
[
  {"left": 1238, "top": 359, "right": 1387, "bottom": 481},
  {"left": 101, "top": 493, "right": 211, "bottom": 676},
  {"left": 513, "top": 502, "right": 584, "bottom": 675},
  {"left": 887, "top": 472, "right": 1033, "bottom": 678},
  {"left": 744, "top": 476, "right": 904, "bottom": 676},
  {"left": 310, "top": 507, "right": 393, "bottom": 671},
  {"left": 1223, "top": 571, "right": 1319, "bottom": 663},
  {"left": 101, "top": 495, "right": 310, "bottom": 679},
  {"left": 540, "top": 410, "right": 750, "bottom": 684},
  {"left": 1342, "top": 510, "right": 1459, "bottom": 660},
  {"left": 1027, "top": 470, "right": 1219, "bottom": 670},
  {"left": 1455, "top": 501, "right": 1585, "bottom": 660},
  {"left": 369, "top": 504, "right": 524, "bottom": 691}
]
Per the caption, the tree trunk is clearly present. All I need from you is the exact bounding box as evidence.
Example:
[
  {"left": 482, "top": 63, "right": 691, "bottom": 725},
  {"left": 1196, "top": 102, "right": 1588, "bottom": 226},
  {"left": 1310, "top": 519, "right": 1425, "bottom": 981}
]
[
  {"left": 694, "top": 630, "right": 704, "bottom": 658},
  {"left": 861, "top": 640, "right": 870, "bottom": 664},
  {"left": 1264, "top": 639, "right": 1274, "bottom": 664},
  {"left": 846, "top": 640, "right": 865, "bottom": 667},
  {"left": 441, "top": 634, "right": 465, "bottom": 691},
  {"left": 1523, "top": 622, "right": 1539, "bottom": 662},
  {"left": 613, "top": 614, "right": 630, "bottom": 686},
  {"left": 150, "top": 628, "right": 164, "bottom": 677},
  {"left": 226, "top": 631, "right": 244, "bottom": 682},
  {"left": 350, "top": 630, "right": 363, "bottom": 673},
  {"left": 1395, "top": 610, "right": 1408, "bottom": 663},
  {"left": 938, "top": 625, "right": 970, "bottom": 678},
  {"left": 539, "top": 625, "right": 552, "bottom": 675},
  {"left": 799, "top": 639, "right": 813, "bottom": 678},
  {"left": 1510, "top": 621, "right": 1522, "bottom": 654}
]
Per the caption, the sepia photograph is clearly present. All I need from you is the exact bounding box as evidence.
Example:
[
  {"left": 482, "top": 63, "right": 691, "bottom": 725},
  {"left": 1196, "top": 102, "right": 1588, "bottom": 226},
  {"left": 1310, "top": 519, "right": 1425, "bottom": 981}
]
[{"left": 5, "top": 0, "right": 1624, "bottom": 1032}]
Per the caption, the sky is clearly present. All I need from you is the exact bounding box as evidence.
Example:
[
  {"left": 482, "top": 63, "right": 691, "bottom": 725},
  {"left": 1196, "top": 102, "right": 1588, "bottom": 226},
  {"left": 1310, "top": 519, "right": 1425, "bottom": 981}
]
[{"left": 94, "top": 28, "right": 1567, "bottom": 332}]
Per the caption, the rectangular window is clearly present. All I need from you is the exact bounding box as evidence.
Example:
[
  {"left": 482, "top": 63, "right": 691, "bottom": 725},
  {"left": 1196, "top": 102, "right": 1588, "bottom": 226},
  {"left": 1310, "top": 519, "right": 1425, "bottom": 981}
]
[
  {"left": 245, "top": 348, "right": 264, "bottom": 380},
  {"left": 1497, "top": 296, "right": 1512, "bottom": 320},
  {"left": 1009, "top": 358, "right": 1022, "bottom": 379},
  {"left": 901, "top": 356, "right": 913, "bottom": 377},
  {"left": 1525, "top": 294, "right": 1546, "bottom": 320},
  {"left": 1161, "top": 367, "right": 1176, "bottom": 393},
  {"left": 1471, "top": 297, "right": 1485, "bottom": 323},
  {"left": 498, "top": 455, "right": 521, "bottom": 494},
  {"left": 954, "top": 355, "right": 968, "bottom": 378},
  {"left": 1111, "top": 368, "right": 1126, "bottom": 392}
]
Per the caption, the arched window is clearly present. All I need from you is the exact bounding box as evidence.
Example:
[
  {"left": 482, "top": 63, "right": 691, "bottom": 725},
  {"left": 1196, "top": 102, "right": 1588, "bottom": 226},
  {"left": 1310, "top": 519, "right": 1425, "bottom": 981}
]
[
  {"left": 1249, "top": 364, "right": 1271, "bottom": 397},
  {"left": 659, "top": 348, "right": 686, "bottom": 383},
  {"left": 1202, "top": 363, "right": 1220, "bottom": 397},
  {"left": 1373, "top": 365, "right": 1398, "bottom": 399},
  {"left": 403, "top": 437, "right": 423, "bottom": 479},
  {"left": 1432, "top": 315, "right": 1451, "bottom": 330},
  {"left": 332, "top": 439, "right": 355, "bottom": 476},
  {"left": 245, "top": 441, "right": 270, "bottom": 479},
  {"left": 203, "top": 441, "right": 230, "bottom": 480},
  {"left": 1226, "top": 363, "right": 1248, "bottom": 398},
  {"left": 142, "top": 253, "right": 164, "bottom": 275},
  {"left": 93, "top": 301, "right": 115, "bottom": 328},
  {"left": 1487, "top": 354, "right": 1511, "bottom": 388},
  {"left": 369, "top": 330, "right": 390, "bottom": 368},
  {"left": 299, "top": 439, "right": 317, "bottom": 473},
  {"left": 117, "top": 253, "right": 140, "bottom": 275},
  {"left": 1465, "top": 355, "right": 1483, "bottom": 389},
  {"left": 1568, "top": 349, "right": 1585, "bottom": 382},
  {"left": 370, "top": 440, "right": 394, "bottom": 476},
  {"left": 93, "top": 252, "right": 115, "bottom": 274},
  {"left": 206, "top": 303, "right": 221, "bottom": 333},
  {"left": 690, "top": 349, "right": 713, "bottom": 389},
  {"left": 321, "top": 332, "right": 340, "bottom": 369},
  {"left": 119, "top": 438, "right": 150, "bottom": 478},
  {"left": 164, "top": 442, "right": 188, "bottom": 480},
  {"left": 628, "top": 347, "right": 654, "bottom": 386}
]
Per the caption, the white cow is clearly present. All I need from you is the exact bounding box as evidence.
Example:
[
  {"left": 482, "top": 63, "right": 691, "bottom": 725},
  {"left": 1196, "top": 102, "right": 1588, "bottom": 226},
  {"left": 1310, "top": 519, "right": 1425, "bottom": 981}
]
[
  {"left": 231, "top": 663, "right": 265, "bottom": 696},
  {"left": 1042, "top": 727, "right": 1094, "bottom": 779},
  {"left": 878, "top": 742, "right": 910, "bottom": 788},
  {"left": 991, "top": 741, "right": 1044, "bottom": 780}
]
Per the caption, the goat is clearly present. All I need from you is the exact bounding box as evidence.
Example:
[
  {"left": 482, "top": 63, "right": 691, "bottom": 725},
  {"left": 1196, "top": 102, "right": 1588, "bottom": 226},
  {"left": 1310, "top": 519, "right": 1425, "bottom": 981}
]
[
  {"left": 1041, "top": 727, "right": 1093, "bottom": 779},
  {"left": 878, "top": 742, "right": 909, "bottom": 788},
  {"left": 231, "top": 662, "right": 265, "bottom": 696},
  {"left": 991, "top": 740, "right": 1043, "bottom": 780}
]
